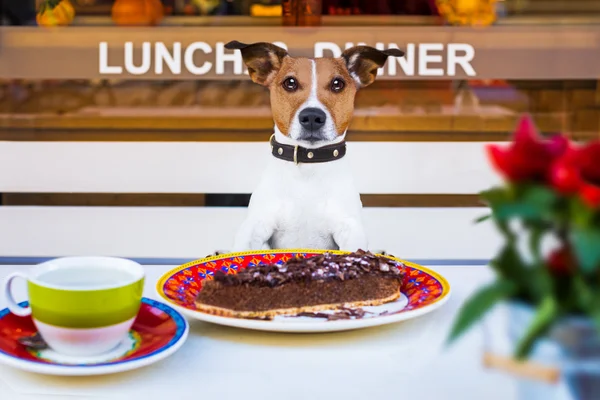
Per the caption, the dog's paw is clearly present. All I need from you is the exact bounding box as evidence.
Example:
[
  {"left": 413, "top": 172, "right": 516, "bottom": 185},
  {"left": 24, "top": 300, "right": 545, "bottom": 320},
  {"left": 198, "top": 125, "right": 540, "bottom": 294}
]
[
  {"left": 204, "top": 250, "right": 231, "bottom": 258},
  {"left": 373, "top": 249, "right": 397, "bottom": 258}
]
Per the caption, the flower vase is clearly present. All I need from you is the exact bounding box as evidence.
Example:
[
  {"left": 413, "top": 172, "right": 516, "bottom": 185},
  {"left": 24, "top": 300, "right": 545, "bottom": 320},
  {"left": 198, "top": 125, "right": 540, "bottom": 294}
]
[
  {"left": 503, "top": 302, "right": 600, "bottom": 400},
  {"left": 448, "top": 114, "right": 600, "bottom": 400}
]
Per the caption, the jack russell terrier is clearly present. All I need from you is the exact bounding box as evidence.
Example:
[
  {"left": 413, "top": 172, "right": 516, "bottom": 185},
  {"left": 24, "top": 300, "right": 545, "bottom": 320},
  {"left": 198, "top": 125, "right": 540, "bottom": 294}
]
[{"left": 222, "top": 40, "right": 404, "bottom": 253}]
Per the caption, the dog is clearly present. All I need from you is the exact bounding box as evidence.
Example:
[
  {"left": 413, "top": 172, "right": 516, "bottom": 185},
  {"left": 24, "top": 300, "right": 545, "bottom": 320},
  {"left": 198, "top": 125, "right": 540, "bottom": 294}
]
[{"left": 221, "top": 40, "right": 404, "bottom": 253}]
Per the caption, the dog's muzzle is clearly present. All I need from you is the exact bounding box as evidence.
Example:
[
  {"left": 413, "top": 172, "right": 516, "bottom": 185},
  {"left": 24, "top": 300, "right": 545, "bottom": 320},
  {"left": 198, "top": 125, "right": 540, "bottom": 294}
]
[{"left": 298, "top": 107, "right": 327, "bottom": 142}]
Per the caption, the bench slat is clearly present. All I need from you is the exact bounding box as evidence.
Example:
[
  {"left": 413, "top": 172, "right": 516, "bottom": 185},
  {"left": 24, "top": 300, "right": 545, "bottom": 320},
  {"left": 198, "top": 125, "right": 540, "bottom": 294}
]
[
  {"left": 0, "top": 141, "right": 500, "bottom": 194},
  {"left": 0, "top": 206, "right": 500, "bottom": 260}
]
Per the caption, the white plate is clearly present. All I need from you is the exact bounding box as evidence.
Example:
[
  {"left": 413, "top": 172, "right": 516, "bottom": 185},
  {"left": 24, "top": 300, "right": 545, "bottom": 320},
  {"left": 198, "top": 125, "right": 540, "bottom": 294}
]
[{"left": 156, "top": 250, "right": 451, "bottom": 333}]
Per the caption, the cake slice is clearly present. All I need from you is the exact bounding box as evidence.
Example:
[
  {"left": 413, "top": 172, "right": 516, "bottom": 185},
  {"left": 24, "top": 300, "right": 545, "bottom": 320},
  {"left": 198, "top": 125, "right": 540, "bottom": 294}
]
[{"left": 195, "top": 250, "right": 405, "bottom": 319}]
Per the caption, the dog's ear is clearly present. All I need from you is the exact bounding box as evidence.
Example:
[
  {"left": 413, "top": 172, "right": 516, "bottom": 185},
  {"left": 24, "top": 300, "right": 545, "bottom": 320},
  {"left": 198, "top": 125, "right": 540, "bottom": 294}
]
[
  {"left": 341, "top": 46, "right": 404, "bottom": 88},
  {"left": 225, "top": 40, "right": 288, "bottom": 86}
]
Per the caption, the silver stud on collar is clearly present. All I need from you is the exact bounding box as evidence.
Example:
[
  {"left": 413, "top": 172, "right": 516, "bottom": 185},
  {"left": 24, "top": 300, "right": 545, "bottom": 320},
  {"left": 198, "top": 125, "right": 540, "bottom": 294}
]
[
  {"left": 307, "top": 152, "right": 314, "bottom": 159},
  {"left": 333, "top": 149, "right": 339, "bottom": 157},
  {"left": 278, "top": 148, "right": 283, "bottom": 155}
]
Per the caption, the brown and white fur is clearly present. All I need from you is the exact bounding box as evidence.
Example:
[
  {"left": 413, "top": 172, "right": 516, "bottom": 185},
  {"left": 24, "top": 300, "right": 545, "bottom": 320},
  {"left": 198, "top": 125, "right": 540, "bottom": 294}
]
[{"left": 225, "top": 41, "right": 404, "bottom": 252}]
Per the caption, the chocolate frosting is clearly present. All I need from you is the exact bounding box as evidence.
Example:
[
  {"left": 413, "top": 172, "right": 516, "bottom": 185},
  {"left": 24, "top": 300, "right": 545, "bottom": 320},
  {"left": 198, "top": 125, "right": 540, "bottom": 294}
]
[{"left": 210, "top": 250, "right": 405, "bottom": 288}]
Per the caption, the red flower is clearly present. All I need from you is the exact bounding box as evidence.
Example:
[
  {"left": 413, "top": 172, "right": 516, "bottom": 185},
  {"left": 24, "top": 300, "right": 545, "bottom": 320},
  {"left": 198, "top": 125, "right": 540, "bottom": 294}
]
[
  {"left": 486, "top": 114, "right": 569, "bottom": 182},
  {"left": 550, "top": 141, "right": 600, "bottom": 208}
]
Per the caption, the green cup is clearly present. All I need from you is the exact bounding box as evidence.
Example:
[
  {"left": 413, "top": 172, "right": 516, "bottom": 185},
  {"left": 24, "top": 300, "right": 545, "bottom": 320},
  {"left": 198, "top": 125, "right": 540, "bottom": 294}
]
[{"left": 3, "top": 257, "right": 144, "bottom": 357}]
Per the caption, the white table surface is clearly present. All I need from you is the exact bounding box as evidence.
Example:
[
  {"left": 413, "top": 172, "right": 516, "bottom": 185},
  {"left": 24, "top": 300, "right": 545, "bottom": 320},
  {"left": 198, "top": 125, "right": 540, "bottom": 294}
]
[{"left": 0, "top": 264, "right": 518, "bottom": 400}]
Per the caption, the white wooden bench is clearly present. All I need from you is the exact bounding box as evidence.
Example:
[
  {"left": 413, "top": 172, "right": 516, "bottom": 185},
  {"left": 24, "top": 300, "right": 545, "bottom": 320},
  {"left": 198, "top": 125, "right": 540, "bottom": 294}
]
[{"left": 0, "top": 140, "right": 502, "bottom": 264}]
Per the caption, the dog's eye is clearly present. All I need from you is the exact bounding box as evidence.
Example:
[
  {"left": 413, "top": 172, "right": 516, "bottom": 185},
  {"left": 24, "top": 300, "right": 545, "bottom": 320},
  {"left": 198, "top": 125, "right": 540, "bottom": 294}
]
[
  {"left": 282, "top": 77, "right": 298, "bottom": 92},
  {"left": 331, "top": 78, "right": 345, "bottom": 93}
]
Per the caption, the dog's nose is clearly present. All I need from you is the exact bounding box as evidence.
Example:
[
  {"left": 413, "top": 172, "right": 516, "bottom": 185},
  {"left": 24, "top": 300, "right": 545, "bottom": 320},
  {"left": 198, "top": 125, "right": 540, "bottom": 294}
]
[{"left": 298, "top": 108, "right": 327, "bottom": 131}]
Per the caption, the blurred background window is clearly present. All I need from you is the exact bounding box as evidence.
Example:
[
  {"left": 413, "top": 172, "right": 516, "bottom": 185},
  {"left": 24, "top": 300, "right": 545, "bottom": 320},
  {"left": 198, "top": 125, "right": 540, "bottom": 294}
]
[
  {"left": 1, "top": 0, "right": 36, "bottom": 25},
  {"left": 39, "top": 0, "right": 599, "bottom": 17},
  {"left": 2, "top": 0, "right": 600, "bottom": 207}
]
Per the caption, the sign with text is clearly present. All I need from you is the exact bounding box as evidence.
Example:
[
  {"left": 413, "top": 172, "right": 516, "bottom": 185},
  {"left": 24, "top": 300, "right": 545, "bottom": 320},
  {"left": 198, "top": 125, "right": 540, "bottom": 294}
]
[
  {"left": 98, "top": 41, "right": 477, "bottom": 78},
  {"left": 1, "top": 26, "right": 600, "bottom": 80}
]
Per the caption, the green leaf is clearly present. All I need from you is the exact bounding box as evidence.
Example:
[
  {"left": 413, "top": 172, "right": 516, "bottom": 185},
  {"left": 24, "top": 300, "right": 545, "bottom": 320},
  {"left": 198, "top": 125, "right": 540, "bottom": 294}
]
[
  {"left": 494, "top": 185, "right": 558, "bottom": 222},
  {"left": 571, "top": 275, "right": 594, "bottom": 311},
  {"left": 527, "top": 223, "right": 546, "bottom": 263},
  {"left": 570, "top": 197, "right": 596, "bottom": 227},
  {"left": 571, "top": 281, "right": 600, "bottom": 333},
  {"left": 474, "top": 214, "right": 491, "bottom": 224},
  {"left": 447, "top": 280, "right": 518, "bottom": 345},
  {"left": 528, "top": 266, "right": 554, "bottom": 304},
  {"left": 514, "top": 295, "right": 559, "bottom": 360},
  {"left": 589, "top": 293, "right": 600, "bottom": 336},
  {"left": 489, "top": 244, "right": 551, "bottom": 304},
  {"left": 571, "top": 227, "right": 600, "bottom": 273},
  {"left": 480, "top": 187, "right": 511, "bottom": 207},
  {"left": 495, "top": 203, "right": 539, "bottom": 221},
  {"left": 490, "top": 244, "right": 528, "bottom": 285},
  {"left": 520, "top": 185, "right": 558, "bottom": 208}
]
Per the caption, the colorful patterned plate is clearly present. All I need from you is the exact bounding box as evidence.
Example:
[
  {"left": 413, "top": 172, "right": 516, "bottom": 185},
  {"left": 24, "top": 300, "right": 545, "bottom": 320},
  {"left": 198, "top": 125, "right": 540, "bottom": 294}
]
[
  {"left": 0, "top": 298, "right": 188, "bottom": 376},
  {"left": 156, "top": 250, "right": 451, "bottom": 333}
]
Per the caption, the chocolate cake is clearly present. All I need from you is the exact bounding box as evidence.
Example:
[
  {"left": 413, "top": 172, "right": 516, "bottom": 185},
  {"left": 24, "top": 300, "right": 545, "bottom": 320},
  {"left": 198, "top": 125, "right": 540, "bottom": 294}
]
[{"left": 195, "top": 250, "right": 405, "bottom": 318}]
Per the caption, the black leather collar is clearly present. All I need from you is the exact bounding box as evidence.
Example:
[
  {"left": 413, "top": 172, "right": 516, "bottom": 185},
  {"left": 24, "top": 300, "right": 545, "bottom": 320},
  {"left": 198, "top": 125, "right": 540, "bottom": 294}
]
[{"left": 270, "top": 135, "right": 346, "bottom": 164}]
